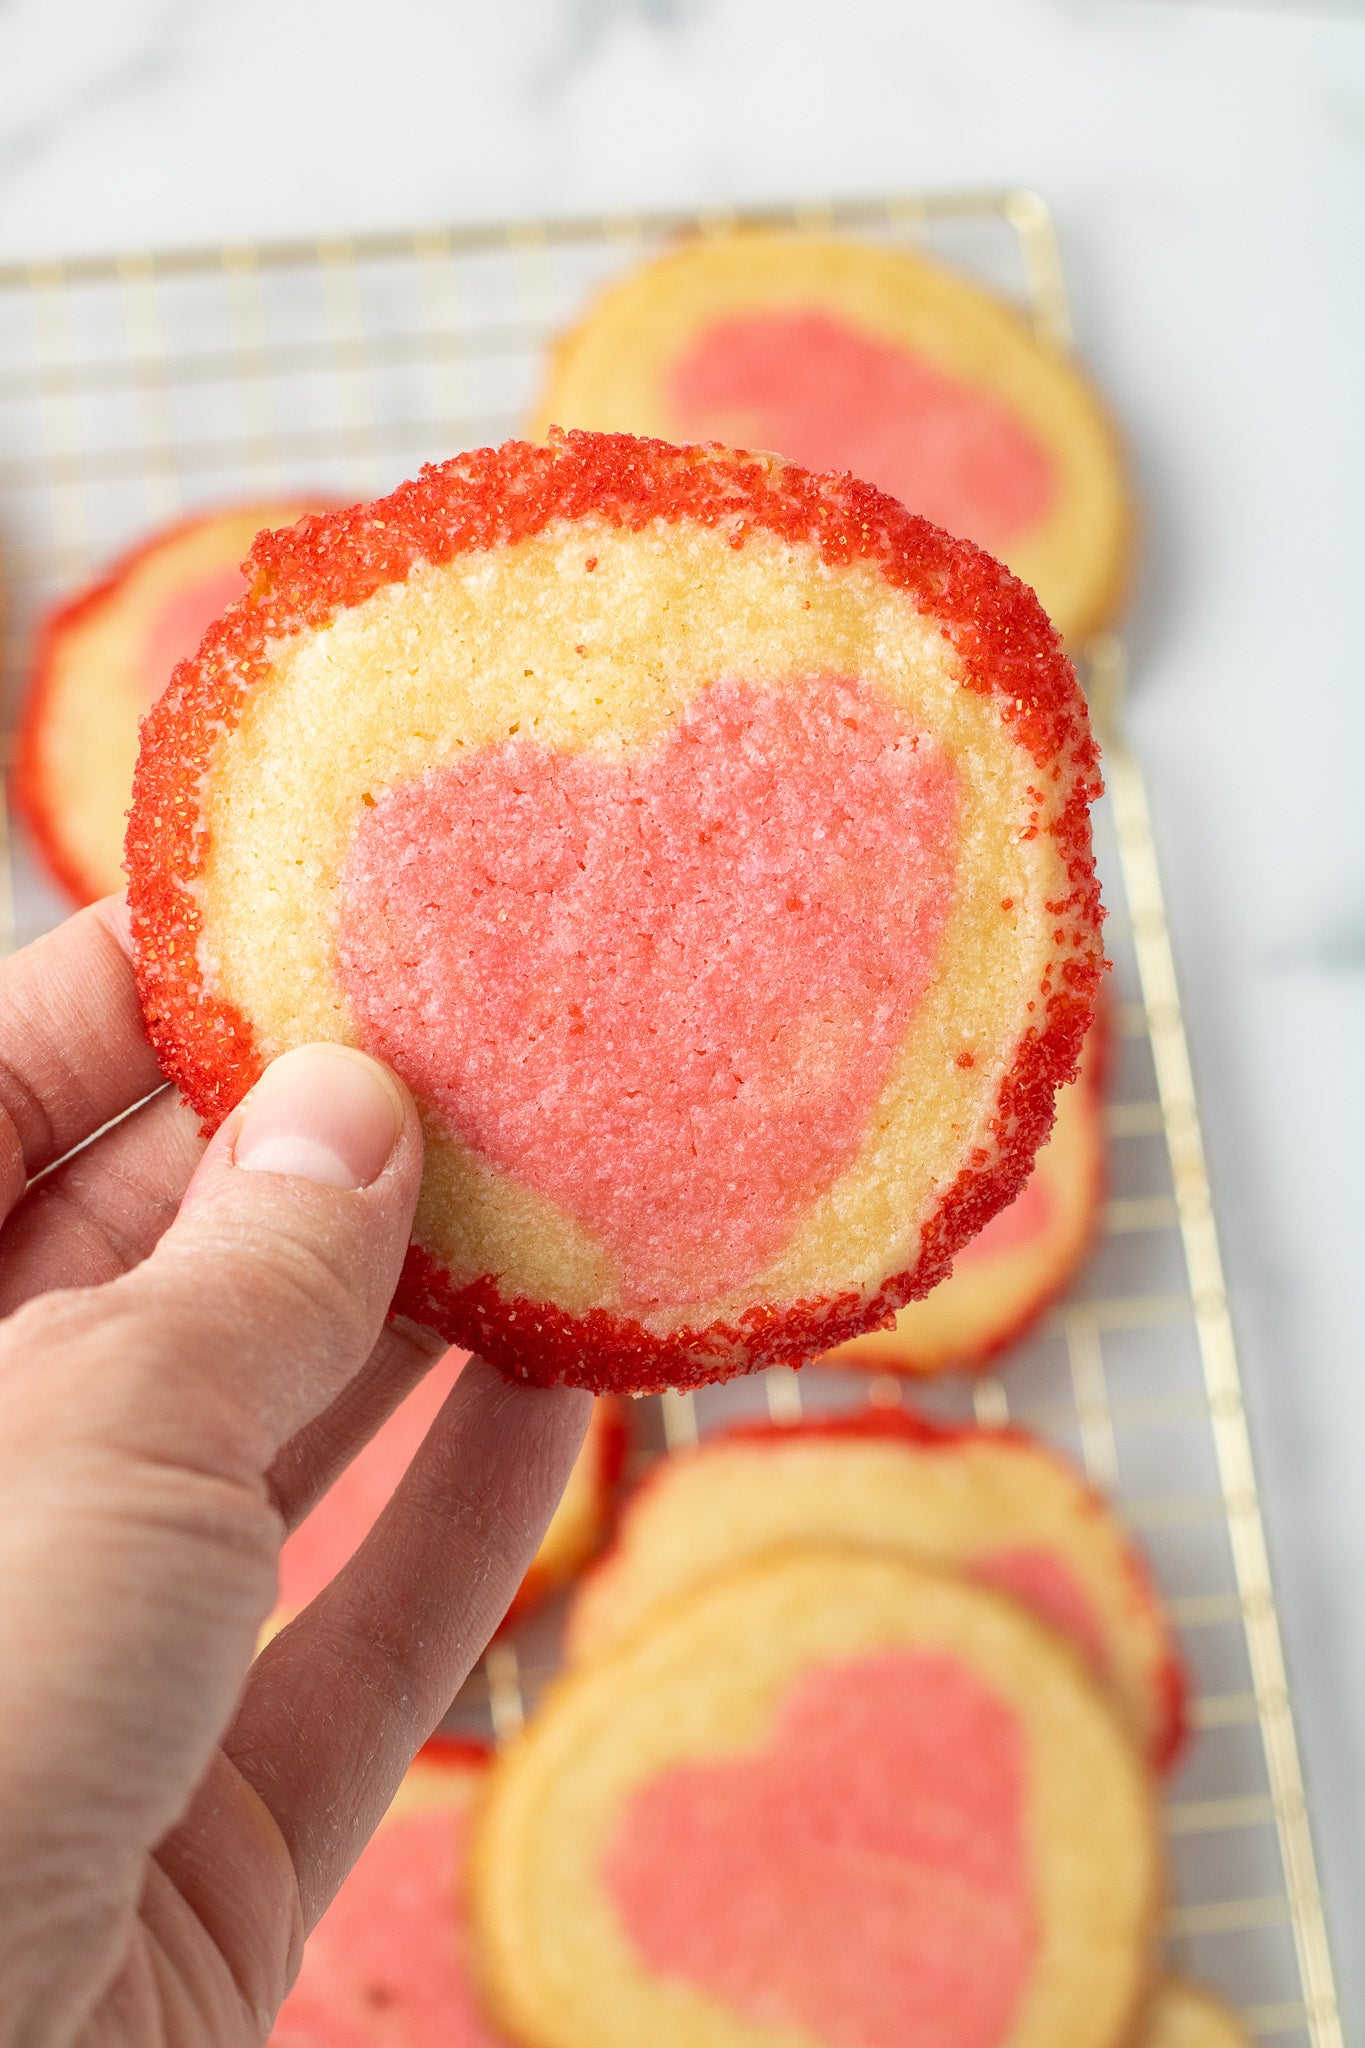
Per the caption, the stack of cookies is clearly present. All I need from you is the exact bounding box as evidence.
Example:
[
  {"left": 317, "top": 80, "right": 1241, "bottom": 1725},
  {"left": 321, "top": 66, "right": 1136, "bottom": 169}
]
[{"left": 271, "top": 1405, "right": 1249, "bottom": 2048}]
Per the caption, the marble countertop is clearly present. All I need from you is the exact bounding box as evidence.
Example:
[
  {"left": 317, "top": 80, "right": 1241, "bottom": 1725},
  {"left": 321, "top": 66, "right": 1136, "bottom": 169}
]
[{"left": 2, "top": 0, "right": 1362, "bottom": 2020}]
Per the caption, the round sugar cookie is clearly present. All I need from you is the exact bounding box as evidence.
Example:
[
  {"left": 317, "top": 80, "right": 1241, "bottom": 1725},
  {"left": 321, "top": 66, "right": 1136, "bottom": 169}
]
[
  {"left": 264, "top": 1355, "right": 625, "bottom": 1646},
  {"left": 17, "top": 501, "right": 330, "bottom": 904},
  {"left": 824, "top": 1008, "right": 1106, "bottom": 1374},
  {"left": 127, "top": 430, "right": 1104, "bottom": 1394},
  {"left": 565, "top": 1407, "right": 1184, "bottom": 1768},
  {"left": 1140, "top": 1981, "right": 1251, "bottom": 2048},
  {"left": 531, "top": 232, "right": 1132, "bottom": 646},
  {"left": 471, "top": 1548, "right": 1161, "bottom": 2048},
  {"left": 270, "top": 1736, "right": 500, "bottom": 2045}
]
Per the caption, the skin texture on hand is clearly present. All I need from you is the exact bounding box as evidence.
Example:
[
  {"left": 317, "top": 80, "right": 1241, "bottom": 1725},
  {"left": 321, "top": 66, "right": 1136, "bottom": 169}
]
[{"left": 0, "top": 898, "right": 591, "bottom": 2047}]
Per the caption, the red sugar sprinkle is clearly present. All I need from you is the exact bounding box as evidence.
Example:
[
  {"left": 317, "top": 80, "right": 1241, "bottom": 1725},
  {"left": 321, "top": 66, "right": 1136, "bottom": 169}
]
[{"left": 126, "top": 431, "right": 1104, "bottom": 1385}]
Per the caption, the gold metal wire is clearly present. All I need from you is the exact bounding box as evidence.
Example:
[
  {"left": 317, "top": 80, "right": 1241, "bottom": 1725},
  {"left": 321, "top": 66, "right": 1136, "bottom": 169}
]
[
  {"left": 0, "top": 189, "right": 1339, "bottom": 2042},
  {"left": 1091, "top": 639, "right": 1342, "bottom": 2046}
]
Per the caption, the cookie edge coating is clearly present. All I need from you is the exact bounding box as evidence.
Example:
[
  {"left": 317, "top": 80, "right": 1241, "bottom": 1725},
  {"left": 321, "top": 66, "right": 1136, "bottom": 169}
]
[
  {"left": 126, "top": 431, "right": 1104, "bottom": 1390},
  {"left": 824, "top": 1002, "right": 1110, "bottom": 1377}
]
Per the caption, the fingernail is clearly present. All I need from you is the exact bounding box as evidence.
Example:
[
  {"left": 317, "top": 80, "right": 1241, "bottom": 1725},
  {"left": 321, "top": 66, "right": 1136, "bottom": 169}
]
[{"left": 234, "top": 1046, "right": 405, "bottom": 1191}]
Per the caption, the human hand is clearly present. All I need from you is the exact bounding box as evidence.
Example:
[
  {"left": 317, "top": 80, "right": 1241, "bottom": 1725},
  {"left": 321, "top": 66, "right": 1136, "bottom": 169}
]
[{"left": 0, "top": 898, "right": 591, "bottom": 2046}]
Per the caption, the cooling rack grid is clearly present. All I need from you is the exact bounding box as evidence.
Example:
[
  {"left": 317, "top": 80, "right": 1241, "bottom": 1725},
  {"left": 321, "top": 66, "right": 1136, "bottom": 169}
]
[{"left": 0, "top": 189, "right": 1340, "bottom": 2046}]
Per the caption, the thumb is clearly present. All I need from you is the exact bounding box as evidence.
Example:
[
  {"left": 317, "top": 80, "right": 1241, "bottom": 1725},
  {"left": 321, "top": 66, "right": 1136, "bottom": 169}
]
[{"left": 125, "top": 1041, "right": 425, "bottom": 1454}]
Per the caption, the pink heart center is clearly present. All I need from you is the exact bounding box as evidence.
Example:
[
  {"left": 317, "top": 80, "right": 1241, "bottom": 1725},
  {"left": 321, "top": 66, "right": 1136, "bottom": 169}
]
[
  {"left": 604, "top": 1650, "right": 1035, "bottom": 2048},
  {"left": 669, "top": 310, "right": 1056, "bottom": 554},
  {"left": 971, "top": 1547, "right": 1109, "bottom": 1682},
  {"left": 339, "top": 676, "right": 957, "bottom": 1305}
]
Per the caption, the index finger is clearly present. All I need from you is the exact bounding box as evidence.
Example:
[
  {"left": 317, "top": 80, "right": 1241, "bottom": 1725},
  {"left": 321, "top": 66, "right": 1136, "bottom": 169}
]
[
  {"left": 226, "top": 1360, "right": 592, "bottom": 1926},
  {"left": 0, "top": 896, "right": 165, "bottom": 1220}
]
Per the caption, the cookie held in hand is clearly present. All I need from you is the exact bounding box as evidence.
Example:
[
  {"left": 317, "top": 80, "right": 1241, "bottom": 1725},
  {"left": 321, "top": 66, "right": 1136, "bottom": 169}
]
[{"left": 127, "top": 431, "right": 1103, "bottom": 1391}]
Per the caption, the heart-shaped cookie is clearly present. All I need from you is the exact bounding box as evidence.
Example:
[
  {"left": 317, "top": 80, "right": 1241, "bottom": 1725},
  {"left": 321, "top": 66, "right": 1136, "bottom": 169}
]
[
  {"left": 339, "top": 674, "right": 956, "bottom": 1306},
  {"left": 128, "top": 433, "right": 1103, "bottom": 1389},
  {"left": 529, "top": 236, "right": 1133, "bottom": 647},
  {"left": 604, "top": 1648, "right": 1032, "bottom": 2048}
]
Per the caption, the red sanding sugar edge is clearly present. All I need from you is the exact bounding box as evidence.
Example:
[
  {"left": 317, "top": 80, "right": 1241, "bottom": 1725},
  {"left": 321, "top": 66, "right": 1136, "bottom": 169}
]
[
  {"left": 126, "top": 430, "right": 1104, "bottom": 1376},
  {"left": 829, "top": 999, "right": 1112, "bottom": 1379},
  {"left": 579, "top": 1403, "right": 1186, "bottom": 1771},
  {"left": 412, "top": 1732, "right": 492, "bottom": 1776},
  {"left": 941, "top": 993, "right": 1113, "bottom": 1374},
  {"left": 17, "top": 503, "right": 333, "bottom": 908}
]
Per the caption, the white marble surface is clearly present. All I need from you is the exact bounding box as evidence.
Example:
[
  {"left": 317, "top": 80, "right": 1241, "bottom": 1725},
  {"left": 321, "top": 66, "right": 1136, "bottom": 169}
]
[{"left": 2, "top": 0, "right": 1363, "bottom": 2019}]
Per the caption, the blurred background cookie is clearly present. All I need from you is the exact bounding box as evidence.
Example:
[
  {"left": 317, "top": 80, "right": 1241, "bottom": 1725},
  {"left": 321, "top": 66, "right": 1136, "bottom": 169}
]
[
  {"left": 269, "top": 1736, "right": 499, "bottom": 2045},
  {"left": 16, "top": 502, "right": 332, "bottom": 904},
  {"left": 530, "top": 232, "right": 1132, "bottom": 646},
  {"left": 566, "top": 1406, "right": 1185, "bottom": 1767},
  {"left": 1139, "top": 1979, "right": 1252, "bottom": 2048},
  {"left": 472, "top": 1548, "right": 1160, "bottom": 2048}
]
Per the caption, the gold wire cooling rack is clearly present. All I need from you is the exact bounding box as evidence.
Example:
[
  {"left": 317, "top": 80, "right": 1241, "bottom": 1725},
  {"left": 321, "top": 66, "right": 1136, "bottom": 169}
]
[{"left": 0, "top": 191, "right": 1341, "bottom": 2044}]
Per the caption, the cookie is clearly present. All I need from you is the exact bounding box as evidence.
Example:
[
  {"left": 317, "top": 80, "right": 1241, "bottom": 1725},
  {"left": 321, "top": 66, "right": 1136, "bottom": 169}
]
[
  {"left": 565, "top": 1408, "right": 1184, "bottom": 1768},
  {"left": 531, "top": 232, "right": 1132, "bottom": 645},
  {"left": 1140, "top": 1980, "right": 1251, "bottom": 2048},
  {"left": 269, "top": 1736, "right": 500, "bottom": 2045},
  {"left": 16, "top": 502, "right": 329, "bottom": 903},
  {"left": 265, "top": 1356, "right": 625, "bottom": 1644},
  {"left": 824, "top": 1008, "right": 1105, "bottom": 1373},
  {"left": 127, "top": 430, "right": 1103, "bottom": 1392},
  {"left": 471, "top": 1548, "right": 1160, "bottom": 2048}
]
